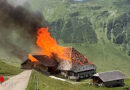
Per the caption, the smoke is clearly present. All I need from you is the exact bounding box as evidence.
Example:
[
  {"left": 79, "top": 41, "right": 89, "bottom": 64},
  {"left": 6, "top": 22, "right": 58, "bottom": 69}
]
[
  {"left": 0, "top": 0, "right": 47, "bottom": 60},
  {"left": 8, "top": 0, "right": 28, "bottom": 6}
]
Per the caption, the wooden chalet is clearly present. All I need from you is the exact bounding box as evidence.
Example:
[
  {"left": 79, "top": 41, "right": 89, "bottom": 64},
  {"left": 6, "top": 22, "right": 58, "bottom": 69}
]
[{"left": 58, "top": 47, "right": 96, "bottom": 80}]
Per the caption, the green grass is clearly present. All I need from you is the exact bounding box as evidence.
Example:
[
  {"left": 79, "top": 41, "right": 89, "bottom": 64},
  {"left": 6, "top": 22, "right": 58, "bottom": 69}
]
[
  {"left": 27, "top": 71, "right": 130, "bottom": 90},
  {"left": 0, "top": 60, "right": 23, "bottom": 76}
]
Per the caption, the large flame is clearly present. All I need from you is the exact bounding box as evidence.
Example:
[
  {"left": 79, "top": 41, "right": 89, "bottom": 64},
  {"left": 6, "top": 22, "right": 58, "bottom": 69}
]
[
  {"left": 36, "top": 27, "right": 71, "bottom": 62},
  {"left": 28, "top": 54, "right": 38, "bottom": 63}
]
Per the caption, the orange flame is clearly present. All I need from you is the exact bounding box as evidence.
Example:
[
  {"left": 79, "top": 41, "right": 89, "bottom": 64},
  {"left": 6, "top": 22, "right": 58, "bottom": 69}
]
[
  {"left": 36, "top": 27, "right": 71, "bottom": 62},
  {"left": 28, "top": 54, "right": 38, "bottom": 63}
]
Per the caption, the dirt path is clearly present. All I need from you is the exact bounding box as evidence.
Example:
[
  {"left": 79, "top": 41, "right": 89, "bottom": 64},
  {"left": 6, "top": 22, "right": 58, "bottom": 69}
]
[
  {"left": 0, "top": 70, "right": 32, "bottom": 90},
  {"left": 49, "top": 76, "right": 78, "bottom": 84},
  {"left": 49, "top": 76, "right": 92, "bottom": 85}
]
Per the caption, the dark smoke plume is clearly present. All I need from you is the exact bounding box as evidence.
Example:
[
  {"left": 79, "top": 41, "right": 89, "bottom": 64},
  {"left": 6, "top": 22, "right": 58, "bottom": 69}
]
[{"left": 0, "top": 0, "right": 47, "bottom": 60}]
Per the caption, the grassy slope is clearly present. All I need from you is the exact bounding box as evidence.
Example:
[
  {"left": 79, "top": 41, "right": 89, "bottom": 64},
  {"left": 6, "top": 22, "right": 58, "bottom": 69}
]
[
  {"left": 27, "top": 71, "right": 130, "bottom": 90},
  {"left": 29, "top": 0, "right": 68, "bottom": 22},
  {"left": 0, "top": 60, "right": 23, "bottom": 76},
  {"left": 0, "top": 58, "right": 22, "bottom": 68}
]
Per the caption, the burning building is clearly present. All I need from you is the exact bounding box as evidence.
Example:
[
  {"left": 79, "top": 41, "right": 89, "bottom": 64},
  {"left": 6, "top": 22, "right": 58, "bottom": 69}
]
[
  {"left": 21, "top": 27, "right": 96, "bottom": 80},
  {"left": 21, "top": 47, "right": 96, "bottom": 80}
]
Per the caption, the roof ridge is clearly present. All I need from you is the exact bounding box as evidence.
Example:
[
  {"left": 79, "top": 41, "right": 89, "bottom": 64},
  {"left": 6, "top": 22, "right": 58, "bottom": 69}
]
[{"left": 98, "top": 70, "right": 122, "bottom": 74}]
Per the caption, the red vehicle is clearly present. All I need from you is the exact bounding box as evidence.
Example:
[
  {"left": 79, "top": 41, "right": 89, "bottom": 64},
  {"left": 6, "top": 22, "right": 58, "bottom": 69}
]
[{"left": 0, "top": 76, "right": 4, "bottom": 83}]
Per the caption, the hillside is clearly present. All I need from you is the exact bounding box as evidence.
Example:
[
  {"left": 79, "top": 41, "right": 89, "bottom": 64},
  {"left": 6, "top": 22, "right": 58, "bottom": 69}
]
[
  {"left": 0, "top": 60, "right": 23, "bottom": 79},
  {"left": 29, "top": 0, "right": 130, "bottom": 56}
]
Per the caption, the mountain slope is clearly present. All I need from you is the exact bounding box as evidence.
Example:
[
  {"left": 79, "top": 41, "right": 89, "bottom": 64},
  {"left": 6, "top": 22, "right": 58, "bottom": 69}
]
[
  {"left": 0, "top": 60, "right": 22, "bottom": 76},
  {"left": 29, "top": 0, "right": 130, "bottom": 55}
]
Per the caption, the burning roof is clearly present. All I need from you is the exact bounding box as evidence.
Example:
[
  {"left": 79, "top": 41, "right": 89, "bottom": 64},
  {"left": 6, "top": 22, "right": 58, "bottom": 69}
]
[
  {"left": 27, "top": 27, "right": 93, "bottom": 65},
  {"left": 58, "top": 47, "right": 94, "bottom": 71}
]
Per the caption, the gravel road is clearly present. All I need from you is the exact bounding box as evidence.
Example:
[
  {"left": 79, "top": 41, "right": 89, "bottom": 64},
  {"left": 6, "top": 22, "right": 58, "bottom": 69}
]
[{"left": 0, "top": 70, "right": 32, "bottom": 90}]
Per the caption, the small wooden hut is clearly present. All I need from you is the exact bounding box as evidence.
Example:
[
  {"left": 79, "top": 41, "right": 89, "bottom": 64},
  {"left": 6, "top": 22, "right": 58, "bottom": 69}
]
[{"left": 93, "top": 71, "right": 127, "bottom": 87}]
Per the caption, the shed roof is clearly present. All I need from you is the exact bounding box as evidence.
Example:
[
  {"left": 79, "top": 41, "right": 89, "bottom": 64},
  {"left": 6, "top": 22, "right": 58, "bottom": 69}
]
[{"left": 93, "top": 71, "right": 127, "bottom": 82}]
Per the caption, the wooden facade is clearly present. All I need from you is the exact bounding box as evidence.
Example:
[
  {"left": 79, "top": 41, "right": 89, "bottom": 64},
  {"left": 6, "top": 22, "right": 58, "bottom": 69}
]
[
  {"left": 68, "top": 69, "right": 96, "bottom": 80},
  {"left": 61, "top": 64, "right": 96, "bottom": 80}
]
